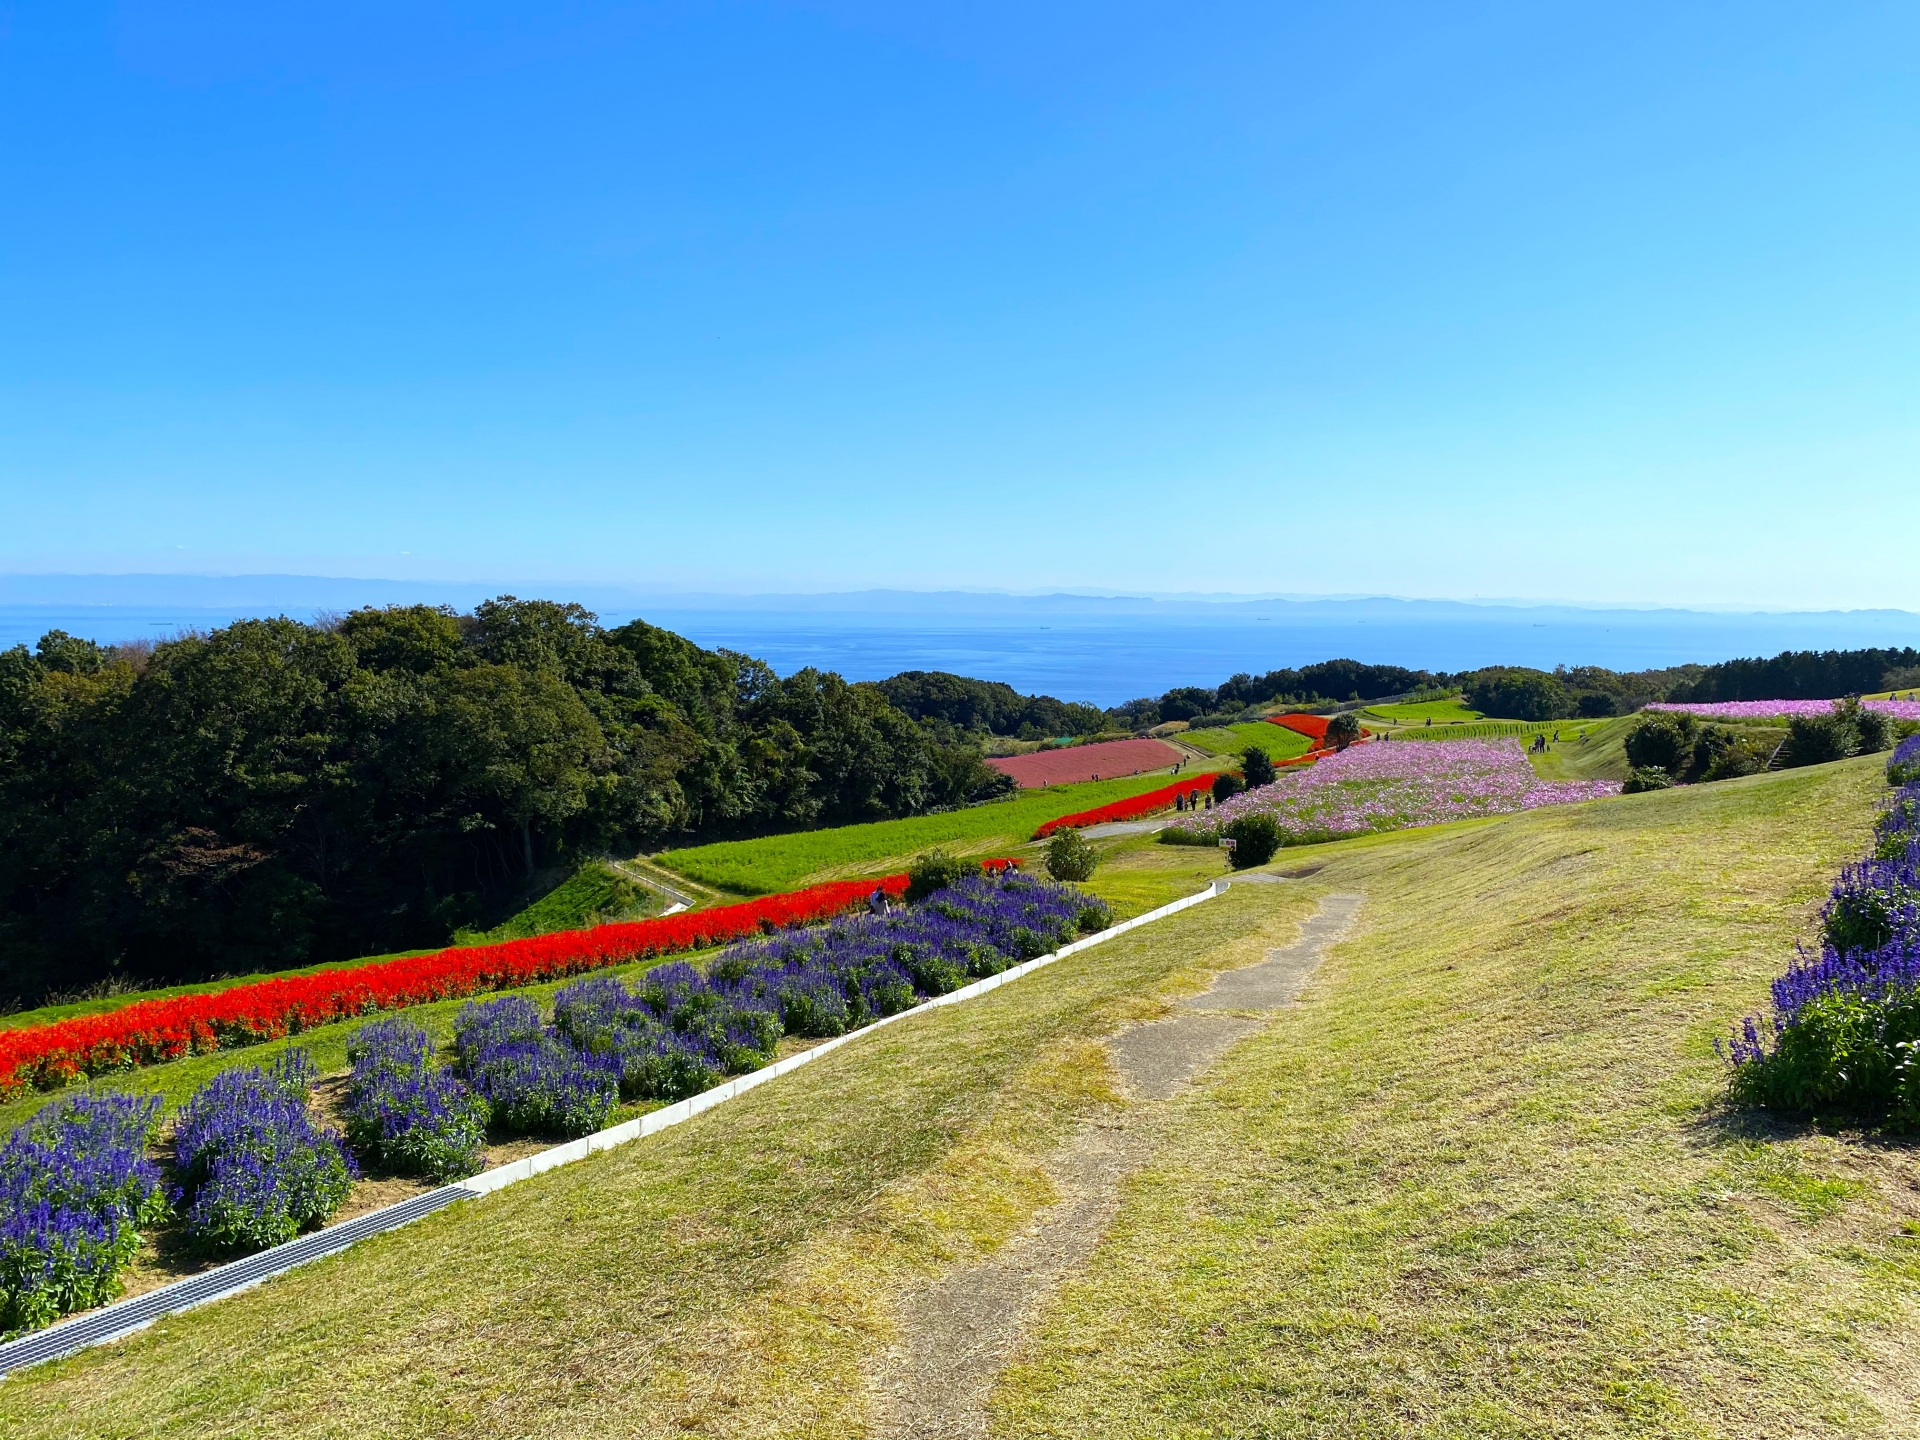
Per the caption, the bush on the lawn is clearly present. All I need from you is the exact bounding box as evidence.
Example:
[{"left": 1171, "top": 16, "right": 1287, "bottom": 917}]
[
  {"left": 173, "top": 1051, "right": 356, "bottom": 1256},
  {"left": 342, "top": 1019, "right": 490, "bottom": 1181}
]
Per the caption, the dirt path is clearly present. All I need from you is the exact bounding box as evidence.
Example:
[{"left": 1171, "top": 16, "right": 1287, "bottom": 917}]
[{"left": 866, "top": 891, "right": 1364, "bottom": 1438}]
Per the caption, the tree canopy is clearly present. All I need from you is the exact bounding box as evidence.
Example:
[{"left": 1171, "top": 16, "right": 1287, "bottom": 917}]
[{"left": 0, "top": 603, "right": 1005, "bottom": 1006}]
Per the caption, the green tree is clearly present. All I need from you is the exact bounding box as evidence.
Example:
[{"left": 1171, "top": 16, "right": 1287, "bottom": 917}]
[
  {"left": 1241, "top": 745, "right": 1277, "bottom": 787},
  {"left": 1465, "top": 668, "right": 1572, "bottom": 721}
]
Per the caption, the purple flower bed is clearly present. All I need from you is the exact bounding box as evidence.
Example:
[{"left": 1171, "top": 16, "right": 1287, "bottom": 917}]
[
  {"left": 1, "top": 1093, "right": 166, "bottom": 1334},
  {"left": 468, "top": 871, "right": 1110, "bottom": 1122},
  {"left": 454, "top": 997, "right": 622, "bottom": 1137},
  {"left": 343, "top": 1019, "right": 490, "bottom": 1181},
  {"left": 173, "top": 1051, "right": 356, "bottom": 1256},
  {"left": 0, "top": 873, "right": 1106, "bottom": 1334},
  {"left": 1650, "top": 699, "right": 1920, "bottom": 722},
  {"left": 1724, "top": 778, "right": 1920, "bottom": 1122},
  {"left": 1164, "top": 739, "right": 1620, "bottom": 847}
]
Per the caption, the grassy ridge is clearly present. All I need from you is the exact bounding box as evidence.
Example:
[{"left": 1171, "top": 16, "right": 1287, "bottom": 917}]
[
  {"left": 1363, "top": 696, "right": 1482, "bottom": 722},
  {"left": 1175, "top": 721, "right": 1316, "bottom": 759},
  {"left": 457, "top": 861, "right": 660, "bottom": 944},
  {"left": 995, "top": 760, "right": 1911, "bottom": 1435},
  {"left": 656, "top": 776, "right": 1181, "bottom": 893},
  {"left": 4, "top": 761, "right": 1911, "bottom": 1436}
]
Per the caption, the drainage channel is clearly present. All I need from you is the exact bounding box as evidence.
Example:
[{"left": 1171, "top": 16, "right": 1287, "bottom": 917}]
[{"left": 0, "top": 878, "right": 1237, "bottom": 1379}]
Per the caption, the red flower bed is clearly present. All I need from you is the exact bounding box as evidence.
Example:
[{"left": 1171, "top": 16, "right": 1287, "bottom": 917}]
[
  {"left": 1034, "top": 775, "right": 1221, "bottom": 838},
  {"left": 1265, "top": 713, "right": 1370, "bottom": 757},
  {"left": 0, "top": 875, "right": 914, "bottom": 1099},
  {"left": 1267, "top": 713, "right": 1331, "bottom": 741}
]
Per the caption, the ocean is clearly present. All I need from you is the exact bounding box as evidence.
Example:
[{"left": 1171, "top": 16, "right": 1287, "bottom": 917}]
[{"left": 4, "top": 582, "right": 1915, "bottom": 707}]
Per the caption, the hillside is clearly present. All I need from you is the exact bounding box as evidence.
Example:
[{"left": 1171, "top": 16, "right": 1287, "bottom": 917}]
[{"left": 5, "top": 757, "right": 1911, "bottom": 1435}]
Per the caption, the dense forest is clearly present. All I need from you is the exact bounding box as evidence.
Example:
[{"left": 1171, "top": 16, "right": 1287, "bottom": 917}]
[
  {"left": 874, "top": 671, "right": 1106, "bottom": 740},
  {"left": 0, "top": 601, "right": 1018, "bottom": 1004}
]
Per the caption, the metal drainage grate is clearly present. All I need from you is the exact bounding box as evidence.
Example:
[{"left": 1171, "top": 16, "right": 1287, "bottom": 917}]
[{"left": 0, "top": 1186, "right": 469, "bottom": 1378}]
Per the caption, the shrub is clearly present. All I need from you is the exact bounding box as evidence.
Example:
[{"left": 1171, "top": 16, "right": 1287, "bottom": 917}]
[
  {"left": 1723, "top": 802, "right": 1920, "bottom": 1127},
  {"left": 1778, "top": 706, "right": 1859, "bottom": 768},
  {"left": 906, "top": 849, "right": 979, "bottom": 902},
  {"left": 342, "top": 1019, "right": 489, "bottom": 1182},
  {"left": 1821, "top": 856, "right": 1919, "bottom": 956},
  {"left": 1688, "top": 724, "right": 1771, "bottom": 782},
  {"left": 1874, "top": 787, "right": 1918, "bottom": 860},
  {"left": 1156, "top": 825, "right": 1217, "bottom": 847},
  {"left": 1212, "top": 772, "right": 1244, "bottom": 804},
  {"left": 1851, "top": 697, "right": 1894, "bottom": 754},
  {"left": 1622, "top": 766, "right": 1674, "bottom": 794},
  {"left": 173, "top": 1051, "right": 356, "bottom": 1256},
  {"left": 1727, "top": 985, "right": 1920, "bottom": 1121},
  {"left": 1625, "top": 711, "right": 1697, "bottom": 776},
  {"left": 461, "top": 1037, "right": 619, "bottom": 1138},
  {"left": 1223, "top": 813, "right": 1283, "bottom": 869},
  {"left": 1044, "top": 830, "right": 1098, "bottom": 883}
]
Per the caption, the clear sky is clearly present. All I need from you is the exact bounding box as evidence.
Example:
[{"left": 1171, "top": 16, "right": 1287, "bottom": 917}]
[{"left": 2, "top": 2, "right": 1916, "bottom": 610}]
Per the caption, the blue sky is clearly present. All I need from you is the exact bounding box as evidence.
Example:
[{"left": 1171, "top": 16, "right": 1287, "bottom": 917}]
[{"left": 2, "top": 2, "right": 1916, "bottom": 609}]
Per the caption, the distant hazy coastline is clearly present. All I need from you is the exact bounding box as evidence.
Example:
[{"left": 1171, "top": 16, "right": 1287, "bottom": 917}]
[{"left": 3, "top": 576, "right": 1914, "bottom": 708}]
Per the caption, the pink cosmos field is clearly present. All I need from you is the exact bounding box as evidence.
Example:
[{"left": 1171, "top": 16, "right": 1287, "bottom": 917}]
[
  {"left": 1167, "top": 738, "right": 1621, "bottom": 846},
  {"left": 1646, "top": 699, "right": 1920, "bottom": 722}
]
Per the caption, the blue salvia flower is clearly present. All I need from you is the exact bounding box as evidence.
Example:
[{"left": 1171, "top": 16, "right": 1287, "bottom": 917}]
[
  {"left": 1, "top": 1091, "right": 166, "bottom": 1334},
  {"left": 452, "top": 995, "right": 544, "bottom": 1064},
  {"left": 342, "top": 1019, "right": 489, "bottom": 1182},
  {"left": 173, "top": 1052, "right": 355, "bottom": 1256}
]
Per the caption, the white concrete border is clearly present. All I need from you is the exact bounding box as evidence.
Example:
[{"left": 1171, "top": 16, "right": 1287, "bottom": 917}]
[{"left": 0, "top": 878, "right": 1228, "bottom": 1376}]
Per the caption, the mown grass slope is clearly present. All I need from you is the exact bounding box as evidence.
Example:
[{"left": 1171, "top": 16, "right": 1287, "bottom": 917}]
[
  {"left": 656, "top": 775, "right": 1184, "bottom": 893},
  {"left": 1177, "top": 721, "right": 1315, "bottom": 760},
  {"left": 6, "top": 758, "right": 1910, "bottom": 1438},
  {"left": 1363, "top": 697, "right": 1482, "bottom": 723}
]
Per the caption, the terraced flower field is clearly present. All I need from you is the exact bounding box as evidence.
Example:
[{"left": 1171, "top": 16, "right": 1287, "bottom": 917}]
[{"left": 1168, "top": 737, "right": 1620, "bottom": 846}]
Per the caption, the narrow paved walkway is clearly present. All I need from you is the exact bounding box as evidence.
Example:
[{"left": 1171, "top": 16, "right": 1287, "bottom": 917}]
[{"left": 868, "top": 892, "right": 1364, "bottom": 1439}]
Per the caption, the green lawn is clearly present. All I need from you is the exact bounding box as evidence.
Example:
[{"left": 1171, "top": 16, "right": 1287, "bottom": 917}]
[
  {"left": 456, "top": 860, "right": 660, "bottom": 944},
  {"left": 656, "top": 776, "right": 1184, "bottom": 894},
  {"left": 1390, "top": 716, "right": 1589, "bottom": 742},
  {"left": 1363, "top": 696, "right": 1482, "bottom": 722},
  {"left": 6, "top": 758, "right": 1912, "bottom": 1436},
  {"left": 1176, "top": 720, "right": 1316, "bottom": 760}
]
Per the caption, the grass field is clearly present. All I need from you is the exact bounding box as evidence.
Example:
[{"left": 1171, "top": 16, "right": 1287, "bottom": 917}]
[
  {"left": 6, "top": 757, "right": 1911, "bottom": 1436},
  {"left": 1175, "top": 720, "right": 1316, "bottom": 760},
  {"left": 457, "top": 860, "right": 661, "bottom": 943},
  {"left": 1363, "top": 697, "right": 1482, "bottom": 722},
  {"left": 656, "top": 776, "right": 1184, "bottom": 894},
  {"left": 1385, "top": 716, "right": 1587, "bottom": 742}
]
